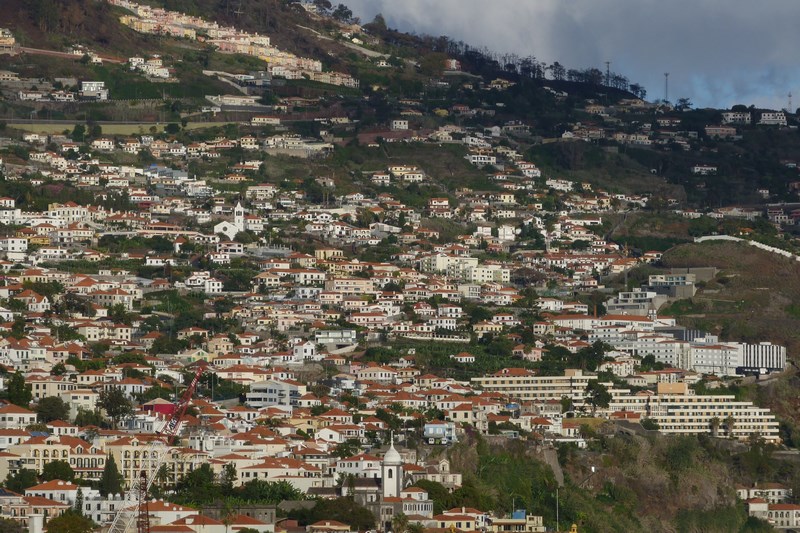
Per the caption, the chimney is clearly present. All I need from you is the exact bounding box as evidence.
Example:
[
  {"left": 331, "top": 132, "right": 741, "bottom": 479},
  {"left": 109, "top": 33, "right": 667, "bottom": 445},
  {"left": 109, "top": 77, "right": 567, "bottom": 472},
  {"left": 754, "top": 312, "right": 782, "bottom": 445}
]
[{"left": 28, "top": 514, "right": 44, "bottom": 533}]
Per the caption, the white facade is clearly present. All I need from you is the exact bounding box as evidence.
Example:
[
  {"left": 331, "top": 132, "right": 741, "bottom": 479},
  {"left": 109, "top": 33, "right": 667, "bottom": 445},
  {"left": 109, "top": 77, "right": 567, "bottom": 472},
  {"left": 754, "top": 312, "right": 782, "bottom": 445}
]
[{"left": 246, "top": 379, "right": 307, "bottom": 408}]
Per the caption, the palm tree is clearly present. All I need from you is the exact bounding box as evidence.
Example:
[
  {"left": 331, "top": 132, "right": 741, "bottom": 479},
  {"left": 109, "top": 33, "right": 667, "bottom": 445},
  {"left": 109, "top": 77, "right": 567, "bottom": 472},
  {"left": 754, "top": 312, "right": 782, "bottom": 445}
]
[
  {"left": 710, "top": 417, "right": 720, "bottom": 438},
  {"left": 391, "top": 512, "right": 409, "bottom": 533},
  {"left": 724, "top": 415, "right": 736, "bottom": 439},
  {"left": 221, "top": 500, "right": 236, "bottom": 533},
  {"left": 407, "top": 523, "right": 424, "bottom": 533}
]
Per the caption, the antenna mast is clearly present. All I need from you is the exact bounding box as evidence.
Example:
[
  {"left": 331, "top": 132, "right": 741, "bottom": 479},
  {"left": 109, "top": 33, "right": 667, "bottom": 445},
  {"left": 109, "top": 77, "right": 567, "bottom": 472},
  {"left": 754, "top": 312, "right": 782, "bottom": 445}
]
[{"left": 664, "top": 72, "right": 669, "bottom": 103}]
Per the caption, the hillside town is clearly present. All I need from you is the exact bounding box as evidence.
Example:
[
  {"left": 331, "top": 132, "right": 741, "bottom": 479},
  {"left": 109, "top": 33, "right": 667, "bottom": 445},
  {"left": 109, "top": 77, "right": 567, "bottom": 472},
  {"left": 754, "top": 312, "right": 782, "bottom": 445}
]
[
  {"left": 0, "top": 110, "right": 795, "bottom": 529},
  {"left": 1, "top": 2, "right": 800, "bottom": 532}
]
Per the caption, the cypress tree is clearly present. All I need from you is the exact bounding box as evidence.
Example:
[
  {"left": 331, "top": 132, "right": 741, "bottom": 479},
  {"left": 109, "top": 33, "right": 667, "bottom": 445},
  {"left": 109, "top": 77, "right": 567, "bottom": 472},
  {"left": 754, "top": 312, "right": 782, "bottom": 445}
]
[
  {"left": 99, "top": 454, "right": 124, "bottom": 496},
  {"left": 74, "top": 487, "right": 84, "bottom": 516}
]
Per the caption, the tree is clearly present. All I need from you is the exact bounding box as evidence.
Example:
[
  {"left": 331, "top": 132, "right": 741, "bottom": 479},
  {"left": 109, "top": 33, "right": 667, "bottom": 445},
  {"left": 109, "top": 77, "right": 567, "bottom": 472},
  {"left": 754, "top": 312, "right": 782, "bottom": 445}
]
[
  {"left": 107, "top": 304, "right": 132, "bottom": 325},
  {"left": 584, "top": 380, "right": 611, "bottom": 415},
  {"left": 35, "top": 396, "right": 70, "bottom": 423},
  {"left": 0, "top": 517, "right": 23, "bottom": 533},
  {"left": 174, "top": 463, "right": 220, "bottom": 504},
  {"left": 74, "top": 408, "right": 104, "bottom": 428},
  {"left": 549, "top": 61, "right": 566, "bottom": 81},
  {"left": 710, "top": 416, "right": 720, "bottom": 438},
  {"left": 367, "top": 13, "right": 387, "bottom": 32},
  {"left": 641, "top": 418, "right": 660, "bottom": 431},
  {"left": 332, "top": 439, "right": 361, "bottom": 459},
  {"left": 4, "top": 469, "right": 38, "bottom": 493},
  {"left": 74, "top": 487, "right": 84, "bottom": 516},
  {"left": 42, "top": 460, "right": 75, "bottom": 482},
  {"left": 88, "top": 123, "right": 102, "bottom": 139},
  {"left": 71, "top": 124, "right": 85, "bottom": 142},
  {"left": 560, "top": 396, "right": 573, "bottom": 414},
  {"left": 221, "top": 463, "right": 237, "bottom": 492},
  {"left": 407, "top": 524, "right": 425, "bottom": 533},
  {"left": 412, "top": 480, "right": 452, "bottom": 514},
  {"left": 391, "top": 512, "right": 409, "bottom": 533},
  {"left": 288, "top": 498, "right": 375, "bottom": 531},
  {"left": 7, "top": 372, "right": 32, "bottom": 407},
  {"left": 331, "top": 4, "right": 353, "bottom": 22},
  {"left": 99, "top": 454, "right": 124, "bottom": 496},
  {"left": 675, "top": 97, "right": 693, "bottom": 111},
  {"left": 238, "top": 479, "right": 303, "bottom": 503},
  {"left": 154, "top": 464, "right": 172, "bottom": 495},
  {"left": 725, "top": 415, "right": 736, "bottom": 438},
  {"left": 97, "top": 386, "right": 133, "bottom": 429},
  {"left": 43, "top": 510, "right": 94, "bottom": 533}
]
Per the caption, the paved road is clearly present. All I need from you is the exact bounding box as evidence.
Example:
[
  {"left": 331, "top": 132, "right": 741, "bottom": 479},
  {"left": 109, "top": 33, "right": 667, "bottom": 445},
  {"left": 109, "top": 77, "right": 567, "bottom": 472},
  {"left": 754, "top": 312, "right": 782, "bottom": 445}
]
[
  {"left": 297, "top": 24, "right": 389, "bottom": 59},
  {"left": 20, "top": 47, "right": 125, "bottom": 64}
]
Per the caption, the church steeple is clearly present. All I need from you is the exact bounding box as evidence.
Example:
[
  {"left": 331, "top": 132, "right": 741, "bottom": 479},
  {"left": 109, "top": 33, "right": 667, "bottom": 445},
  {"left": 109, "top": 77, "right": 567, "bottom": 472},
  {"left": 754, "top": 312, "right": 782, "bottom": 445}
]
[
  {"left": 234, "top": 201, "right": 245, "bottom": 231},
  {"left": 382, "top": 431, "right": 402, "bottom": 498}
]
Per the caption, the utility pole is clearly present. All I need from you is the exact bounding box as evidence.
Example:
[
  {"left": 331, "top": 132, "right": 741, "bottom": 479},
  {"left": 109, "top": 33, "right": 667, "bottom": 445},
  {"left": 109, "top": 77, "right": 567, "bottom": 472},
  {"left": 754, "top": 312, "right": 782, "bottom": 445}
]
[
  {"left": 664, "top": 72, "right": 669, "bottom": 103},
  {"left": 555, "top": 487, "right": 559, "bottom": 532}
]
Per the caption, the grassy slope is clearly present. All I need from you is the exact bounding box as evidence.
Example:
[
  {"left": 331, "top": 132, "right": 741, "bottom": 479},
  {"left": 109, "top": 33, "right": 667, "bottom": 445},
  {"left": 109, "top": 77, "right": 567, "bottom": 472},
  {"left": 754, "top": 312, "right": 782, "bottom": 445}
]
[
  {"left": 529, "top": 141, "right": 685, "bottom": 198},
  {"left": 661, "top": 241, "right": 800, "bottom": 356}
]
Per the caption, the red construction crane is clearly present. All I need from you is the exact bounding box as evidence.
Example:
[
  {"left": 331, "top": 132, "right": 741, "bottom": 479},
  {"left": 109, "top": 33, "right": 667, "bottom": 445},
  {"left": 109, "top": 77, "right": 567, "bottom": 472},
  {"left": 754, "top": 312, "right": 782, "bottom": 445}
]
[{"left": 108, "top": 366, "right": 204, "bottom": 533}]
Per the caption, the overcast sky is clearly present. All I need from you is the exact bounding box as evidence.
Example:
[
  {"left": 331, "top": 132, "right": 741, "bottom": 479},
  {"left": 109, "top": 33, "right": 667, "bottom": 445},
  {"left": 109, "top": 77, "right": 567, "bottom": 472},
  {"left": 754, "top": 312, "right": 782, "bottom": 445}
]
[{"left": 344, "top": 0, "right": 800, "bottom": 110}]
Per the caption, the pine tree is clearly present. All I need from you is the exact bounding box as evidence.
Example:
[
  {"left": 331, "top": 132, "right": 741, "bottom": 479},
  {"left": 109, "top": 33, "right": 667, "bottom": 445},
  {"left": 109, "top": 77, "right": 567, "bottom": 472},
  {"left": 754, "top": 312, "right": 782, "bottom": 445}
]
[{"left": 99, "top": 454, "right": 124, "bottom": 496}]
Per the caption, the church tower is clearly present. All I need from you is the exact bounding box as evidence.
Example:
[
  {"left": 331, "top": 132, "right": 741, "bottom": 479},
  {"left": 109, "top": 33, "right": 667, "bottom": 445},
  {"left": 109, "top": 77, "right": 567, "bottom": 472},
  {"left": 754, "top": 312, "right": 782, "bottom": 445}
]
[
  {"left": 234, "top": 201, "right": 245, "bottom": 232},
  {"left": 381, "top": 432, "right": 402, "bottom": 499}
]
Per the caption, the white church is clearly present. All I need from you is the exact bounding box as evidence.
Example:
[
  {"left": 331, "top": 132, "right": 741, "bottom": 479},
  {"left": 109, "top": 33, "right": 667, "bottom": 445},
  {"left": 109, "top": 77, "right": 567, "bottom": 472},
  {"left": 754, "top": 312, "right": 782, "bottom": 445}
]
[
  {"left": 321, "top": 437, "right": 435, "bottom": 530},
  {"left": 213, "top": 202, "right": 267, "bottom": 240}
]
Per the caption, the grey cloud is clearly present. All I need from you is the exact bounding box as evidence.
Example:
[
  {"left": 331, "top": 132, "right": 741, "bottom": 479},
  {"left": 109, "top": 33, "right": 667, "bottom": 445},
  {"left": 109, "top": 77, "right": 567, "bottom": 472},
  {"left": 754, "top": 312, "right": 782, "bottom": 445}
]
[{"left": 345, "top": 0, "right": 800, "bottom": 109}]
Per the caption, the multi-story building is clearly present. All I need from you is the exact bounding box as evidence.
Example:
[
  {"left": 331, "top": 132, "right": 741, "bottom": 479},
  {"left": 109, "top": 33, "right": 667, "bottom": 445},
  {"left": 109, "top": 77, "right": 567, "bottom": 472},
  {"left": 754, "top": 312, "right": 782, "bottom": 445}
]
[
  {"left": 647, "top": 383, "right": 780, "bottom": 442},
  {"left": 605, "top": 289, "right": 667, "bottom": 316},
  {"left": 488, "top": 513, "right": 546, "bottom": 533},
  {"left": 464, "top": 265, "right": 510, "bottom": 284},
  {"left": 473, "top": 370, "right": 780, "bottom": 442},
  {"left": 721, "top": 111, "right": 752, "bottom": 125},
  {"left": 246, "top": 379, "right": 307, "bottom": 409},
  {"left": 472, "top": 368, "right": 616, "bottom": 408},
  {"left": 758, "top": 111, "right": 787, "bottom": 126},
  {"left": 323, "top": 277, "right": 376, "bottom": 296},
  {"left": 741, "top": 342, "right": 786, "bottom": 372}
]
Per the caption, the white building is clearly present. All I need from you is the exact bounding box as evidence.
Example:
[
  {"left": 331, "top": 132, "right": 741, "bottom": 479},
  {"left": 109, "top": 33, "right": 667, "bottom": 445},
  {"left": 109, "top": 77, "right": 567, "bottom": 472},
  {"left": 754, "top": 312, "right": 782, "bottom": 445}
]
[
  {"left": 758, "top": 111, "right": 787, "bottom": 126},
  {"left": 246, "top": 379, "right": 307, "bottom": 409}
]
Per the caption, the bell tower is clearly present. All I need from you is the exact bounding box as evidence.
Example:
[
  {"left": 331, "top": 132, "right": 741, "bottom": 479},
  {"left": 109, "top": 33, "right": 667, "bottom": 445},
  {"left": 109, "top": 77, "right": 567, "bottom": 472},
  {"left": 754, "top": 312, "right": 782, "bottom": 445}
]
[
  {"left": 234, "top": 201, "right": 245, "bottom": 231},
  {"left": 381, "top": 432, "right": 402, "bottom": 499}
]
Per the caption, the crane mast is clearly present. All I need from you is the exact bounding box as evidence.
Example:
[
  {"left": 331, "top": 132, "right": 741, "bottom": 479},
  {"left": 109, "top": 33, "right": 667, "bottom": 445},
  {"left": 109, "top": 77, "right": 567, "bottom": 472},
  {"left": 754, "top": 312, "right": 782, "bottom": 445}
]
[{"left": 106, "top": 367, "right": 204, "bottom": 533}]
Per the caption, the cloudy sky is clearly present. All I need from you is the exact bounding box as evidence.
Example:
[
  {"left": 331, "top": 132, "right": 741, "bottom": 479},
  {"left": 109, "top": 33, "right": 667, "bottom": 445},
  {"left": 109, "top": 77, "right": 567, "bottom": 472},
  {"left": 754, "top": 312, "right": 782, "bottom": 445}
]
[{"left": 344, "top": 0, "right": 799, "bottom": 110}]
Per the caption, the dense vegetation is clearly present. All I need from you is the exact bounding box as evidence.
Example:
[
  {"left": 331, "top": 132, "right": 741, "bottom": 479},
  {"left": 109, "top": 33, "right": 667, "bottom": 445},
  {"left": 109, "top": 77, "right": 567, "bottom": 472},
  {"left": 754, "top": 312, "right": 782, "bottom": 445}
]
[{"left": 435, "top": 431, "right": 791, "bottom": 532}]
